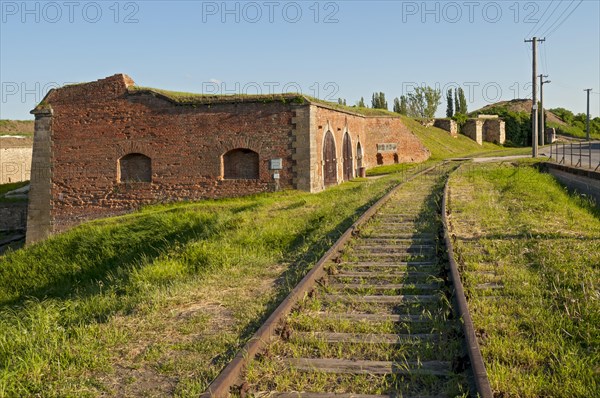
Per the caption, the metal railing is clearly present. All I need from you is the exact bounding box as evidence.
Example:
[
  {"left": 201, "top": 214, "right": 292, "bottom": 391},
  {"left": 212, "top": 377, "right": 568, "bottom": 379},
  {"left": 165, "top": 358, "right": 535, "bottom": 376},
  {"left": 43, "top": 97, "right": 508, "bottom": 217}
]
[{"left": 548, "top": 141, "right": 600, "bottom": 171}]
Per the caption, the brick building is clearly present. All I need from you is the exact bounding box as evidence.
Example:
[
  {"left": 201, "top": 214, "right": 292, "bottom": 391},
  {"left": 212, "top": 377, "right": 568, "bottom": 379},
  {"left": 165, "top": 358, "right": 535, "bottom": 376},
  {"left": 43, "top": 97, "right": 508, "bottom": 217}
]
[{"left": 27, "top": 74, "right": 429, "bottom": 243}]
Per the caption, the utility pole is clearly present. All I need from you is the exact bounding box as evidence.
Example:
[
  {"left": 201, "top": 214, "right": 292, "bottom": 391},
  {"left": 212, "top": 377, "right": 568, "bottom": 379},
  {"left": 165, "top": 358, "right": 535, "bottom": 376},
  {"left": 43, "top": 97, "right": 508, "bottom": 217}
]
[
  {"left": 539, "top": 75, "right": 550, "bottom": 147},
  {"left": 525, "top": 37, "right": 545, "bottom": 157},
  {"left": 584, "top": 88, "right": 592, "bottom": 141}
]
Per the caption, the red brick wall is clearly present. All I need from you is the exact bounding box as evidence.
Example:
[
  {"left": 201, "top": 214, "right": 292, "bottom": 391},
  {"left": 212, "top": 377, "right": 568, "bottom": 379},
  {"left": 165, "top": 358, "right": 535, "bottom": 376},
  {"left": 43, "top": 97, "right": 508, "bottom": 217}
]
[
  {"left": 312, "top": 106, "right": 429, "bottom": 188},
  {"left": 364, "top": 117, "right": 430, "bottom": 164},
  {"left": 38, "top": 74, "right": 430, "bottom": 234},
  {"left": 44, "top": 75, "right": 297, "bottom": 231}
]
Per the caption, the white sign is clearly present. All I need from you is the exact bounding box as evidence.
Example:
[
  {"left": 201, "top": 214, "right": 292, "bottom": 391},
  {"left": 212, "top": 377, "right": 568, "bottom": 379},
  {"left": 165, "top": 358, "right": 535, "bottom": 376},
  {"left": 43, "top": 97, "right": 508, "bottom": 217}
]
[
  {"left": 270, "top": 158, "right": 283, "bottom": 170},
  {"left": 377, "top": 143, "right": 397, "bottom": 153}
]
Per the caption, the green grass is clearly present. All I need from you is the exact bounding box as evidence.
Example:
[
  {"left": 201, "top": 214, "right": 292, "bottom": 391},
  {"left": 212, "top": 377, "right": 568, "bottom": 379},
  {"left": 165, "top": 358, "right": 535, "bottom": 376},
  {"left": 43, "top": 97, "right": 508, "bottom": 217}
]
[
  {"left": 0, "top": 167, "right": 425, "bottom": 397},
  {"left": 0, "top": 120, "right": 34, "bottom": 137},
  {"left": 547, "top": 121, "right": 600, "bottom": 140},
  {"left": 400, "top": 117, "right": 507, "bottom": 161},
  {"left": 366, "top": 121, "right": 532, "bottom": 176},
  {"left": 0, "top": 181, "right": 28, "bottom": 203},
  {"left": 0, "top": 181, "right": 28, "bottom": 197},
  {"left": 244, "top": 169, "right": 469, "bottom": 397},
  {"left": 448, "top": 162, "right": 600, "bottom": 397},
  {"left": 128, "top": 87, "right": 398, "bottom": 117}
]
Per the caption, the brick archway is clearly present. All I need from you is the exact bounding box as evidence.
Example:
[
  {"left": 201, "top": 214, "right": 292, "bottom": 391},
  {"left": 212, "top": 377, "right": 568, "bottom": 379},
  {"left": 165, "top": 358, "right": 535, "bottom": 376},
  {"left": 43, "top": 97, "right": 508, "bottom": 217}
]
[
  {"left": 323, "top": 130, "right": 337, "bottom": 187},
  {"left": 118, "top": 153, "right": 151, "bottom": 183},
  {"left": 356, "top": 141, "right": 363, "bottom": 169},
  {"left": 342, "top": 132, "right": 353, "bottom": 181},
  {"left": 222, "top": 148, "right": 259, "bottom": 179}
]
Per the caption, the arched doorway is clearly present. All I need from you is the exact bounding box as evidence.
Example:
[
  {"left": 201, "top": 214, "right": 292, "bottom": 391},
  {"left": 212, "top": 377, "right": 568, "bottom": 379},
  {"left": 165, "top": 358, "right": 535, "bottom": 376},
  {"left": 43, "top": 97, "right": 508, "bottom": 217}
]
[
  {"left": 323, "top": 131, "right": 337, "bottom": 187},
  {"left": 356, "top": 142, "right": 363, "bottom": 170},
  {"left": 342, "top": 132, "right": 353, "bottom": 181}
]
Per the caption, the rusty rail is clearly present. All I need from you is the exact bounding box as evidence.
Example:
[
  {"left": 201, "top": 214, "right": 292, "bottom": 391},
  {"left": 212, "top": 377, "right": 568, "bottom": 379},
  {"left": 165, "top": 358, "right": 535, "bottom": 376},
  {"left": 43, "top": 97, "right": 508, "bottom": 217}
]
[
  {"left": 441, "top": 172, "right": 494, "bottom": 398},
  {"left": 201, "top": 161, "right": 493, "bottom": 398},
  {"left": 200, "top": 163, "right": 442, "bottom": 398}
]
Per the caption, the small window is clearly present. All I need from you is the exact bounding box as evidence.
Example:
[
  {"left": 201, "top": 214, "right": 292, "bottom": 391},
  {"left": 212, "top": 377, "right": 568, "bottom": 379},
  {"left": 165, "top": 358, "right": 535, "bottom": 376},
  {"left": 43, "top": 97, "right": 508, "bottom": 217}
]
[
  {"left": 223, "top": 148, "right": 259, "bottom": 179},
  {"left": 118, "top": 153, "right": 151, "bottom": 183}
]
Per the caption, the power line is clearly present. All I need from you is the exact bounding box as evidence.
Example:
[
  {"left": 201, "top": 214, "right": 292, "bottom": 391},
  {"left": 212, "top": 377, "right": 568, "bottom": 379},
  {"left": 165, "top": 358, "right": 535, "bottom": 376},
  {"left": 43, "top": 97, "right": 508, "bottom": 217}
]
[
  {"left": 525, "top": 0, "right": 554, "bottom": 39},
  {"left": 544, "top": 0, "right": 583, "bottom": 38},
  {"left": 540, "top": 0, "right": 575, "bottom": 37},
  {"left": 530, "top": 1, "right": 562, "bottom": 38}
]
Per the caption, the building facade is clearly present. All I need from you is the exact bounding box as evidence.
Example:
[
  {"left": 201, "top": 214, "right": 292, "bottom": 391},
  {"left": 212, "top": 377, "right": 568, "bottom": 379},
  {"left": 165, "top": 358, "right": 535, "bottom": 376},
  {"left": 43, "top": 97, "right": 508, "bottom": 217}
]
[{"left": 27, "top": 74, "right": 429, "bottom": 243}]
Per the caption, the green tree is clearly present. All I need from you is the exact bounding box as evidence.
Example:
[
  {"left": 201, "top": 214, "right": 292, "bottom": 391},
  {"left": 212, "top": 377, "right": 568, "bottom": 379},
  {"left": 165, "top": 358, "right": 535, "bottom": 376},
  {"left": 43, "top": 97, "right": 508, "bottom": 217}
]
[
  {"left": 458, "top": 87, "right": 468, "bottom": 114},
  {"left": 379, "top": 92, "right": 388, "bottom": 110},
  {"left": 357, "top": 97, "right": 366, "bottom": 108},
  {"left": 407, "top": 86, "right": 441, "bottom": 120},
  {"left": 454, "top": 88, "right": 460, "bottom": 116},
  {"left": 393, "top": 97, "right": 401, "bottom": 113},
  {"left": 446, "top": 89, "right": 454, "bottom": 118},
  {"left": 371, "top": 92, "right": 388, "bottom": 110},
  {"left": 400, "top": 95, "right": 408, "bottom": 115}
]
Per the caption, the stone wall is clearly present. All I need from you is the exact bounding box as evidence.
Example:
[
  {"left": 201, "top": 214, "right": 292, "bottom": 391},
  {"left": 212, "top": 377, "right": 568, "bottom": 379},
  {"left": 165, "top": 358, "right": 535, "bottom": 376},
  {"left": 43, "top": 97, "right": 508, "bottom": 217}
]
[
  {"left": 546, "top": 128, "right": 557, "bottom": 143},
  {"left": 463, "top": 119, "right": 483, "bottom": 145},
  {"left": 482, "top": 119, "right": 506, "bottom": 144},
  {"left": 0, "top": 202, "right": 28, "bottom": 232},
  {"left": 542, "top": 162, "right": 600, "bottom": 206},
  {"left": 433, "top": 119, "right": 458, "bottom": 137},
  {"left": 0, "top": 137, "right": 32, "bottom": 184},
  {"left": 462, "top": 118, "right": 506, "bottom": 145}
]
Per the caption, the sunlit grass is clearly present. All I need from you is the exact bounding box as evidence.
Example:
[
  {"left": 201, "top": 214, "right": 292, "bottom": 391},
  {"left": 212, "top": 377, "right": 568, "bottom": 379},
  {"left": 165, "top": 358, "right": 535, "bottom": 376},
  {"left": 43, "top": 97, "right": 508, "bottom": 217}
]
[
  {"left": 0, "top": 166, "right": 425, "bottom": 397},
  {"left": 448, "top": 162, "right": 600, "bottom": 397}
]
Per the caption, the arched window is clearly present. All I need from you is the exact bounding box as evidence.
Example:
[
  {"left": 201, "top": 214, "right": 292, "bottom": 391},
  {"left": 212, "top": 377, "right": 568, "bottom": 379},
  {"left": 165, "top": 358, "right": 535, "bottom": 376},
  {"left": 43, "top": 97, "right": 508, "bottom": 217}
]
[
  {"left": 118, "top": 153, "right": 151, "bottom": 183},
  {"left": 223, "top": 148, "right": 259, "bottom": 179}
]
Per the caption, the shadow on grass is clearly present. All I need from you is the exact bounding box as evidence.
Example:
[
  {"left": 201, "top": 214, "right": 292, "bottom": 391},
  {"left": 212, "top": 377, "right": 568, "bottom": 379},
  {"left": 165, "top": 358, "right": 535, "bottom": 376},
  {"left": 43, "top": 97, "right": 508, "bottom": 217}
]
[{"left": 0, "top": 211, "right": 225, "bottom": 313}]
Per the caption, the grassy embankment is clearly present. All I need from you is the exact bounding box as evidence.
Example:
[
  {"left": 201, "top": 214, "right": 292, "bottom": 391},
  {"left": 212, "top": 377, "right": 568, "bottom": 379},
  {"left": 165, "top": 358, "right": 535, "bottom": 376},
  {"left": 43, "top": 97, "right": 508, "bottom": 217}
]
[
  {"left": 448, "top": 162, "right": 599, "bottom": 397},
  {"left": 0, "top": 165, "right": 425, "bottom": 397},
  {"left": 367, "top": 117, "right": 531, "bottom": 176},
  {"left": 547, "top": 121, "right": 600, "bottom": 141},
  {"left": 0, "top": 181, "right": 29, "bottom": 204},
  {"left": 0, "top": 120, "right": 34, "bottom": 137}
]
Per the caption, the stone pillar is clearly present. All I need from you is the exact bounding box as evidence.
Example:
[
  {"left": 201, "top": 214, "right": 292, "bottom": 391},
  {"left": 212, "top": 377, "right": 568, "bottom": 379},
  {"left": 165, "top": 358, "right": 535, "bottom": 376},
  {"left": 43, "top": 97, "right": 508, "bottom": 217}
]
[
  {"left": 546, "top": 127, "right": 556, "bottom": 144},
  {"left": 26, "top": 107, "right": 53, "bottom": 245},
  {"left": 290, "top": 104, "right": 314, "bottom": 192}
]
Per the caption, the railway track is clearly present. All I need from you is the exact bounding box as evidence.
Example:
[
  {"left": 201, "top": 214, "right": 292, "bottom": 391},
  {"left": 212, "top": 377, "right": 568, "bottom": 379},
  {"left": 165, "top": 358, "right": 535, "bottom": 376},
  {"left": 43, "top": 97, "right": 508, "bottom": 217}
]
[{"left": 203, "top": 163, "right": 492, "bottom": 398}]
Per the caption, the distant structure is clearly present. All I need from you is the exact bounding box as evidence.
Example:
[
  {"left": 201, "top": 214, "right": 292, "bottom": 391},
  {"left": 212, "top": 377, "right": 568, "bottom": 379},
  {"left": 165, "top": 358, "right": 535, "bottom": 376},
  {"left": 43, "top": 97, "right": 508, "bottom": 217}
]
[
  {"left": 462, "top": 115, "right": 506, "bottom": 145},
  {"left": 433, "top": 119, "right": 458, "bottom": 138},
  {"left": 546, "top": 127, "right": 557, "bottom": 144},
  {"left": 0, "top": 136, "right": 32, "bottom": 184},
  {"left": 27, "top": 74, "right": 430, "bottom": 244}
]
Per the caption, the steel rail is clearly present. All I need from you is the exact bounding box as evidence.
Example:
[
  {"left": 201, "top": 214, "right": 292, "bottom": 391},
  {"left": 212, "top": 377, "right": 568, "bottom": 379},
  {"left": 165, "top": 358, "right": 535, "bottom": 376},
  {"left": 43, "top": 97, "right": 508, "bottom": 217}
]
[
  {"left": 441, "top": 169, "right": 494, "bottom": 398},
  {"left": 200, "top": 163, "right": 441, "bottom": 398}
]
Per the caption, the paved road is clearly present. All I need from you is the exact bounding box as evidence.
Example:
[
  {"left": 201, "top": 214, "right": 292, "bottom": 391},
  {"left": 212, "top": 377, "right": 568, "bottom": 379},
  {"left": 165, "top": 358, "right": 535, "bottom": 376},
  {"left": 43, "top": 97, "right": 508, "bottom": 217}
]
[{"left": 542, "top": 141, "right": 600, "bottom": 170}]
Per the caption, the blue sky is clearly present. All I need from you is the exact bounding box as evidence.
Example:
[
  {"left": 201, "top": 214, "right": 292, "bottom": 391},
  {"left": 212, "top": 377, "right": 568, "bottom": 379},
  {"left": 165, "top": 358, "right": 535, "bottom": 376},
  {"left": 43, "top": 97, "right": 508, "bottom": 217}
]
[{"left": 1, "top": 0, "right": 599, "bottom": 119}]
